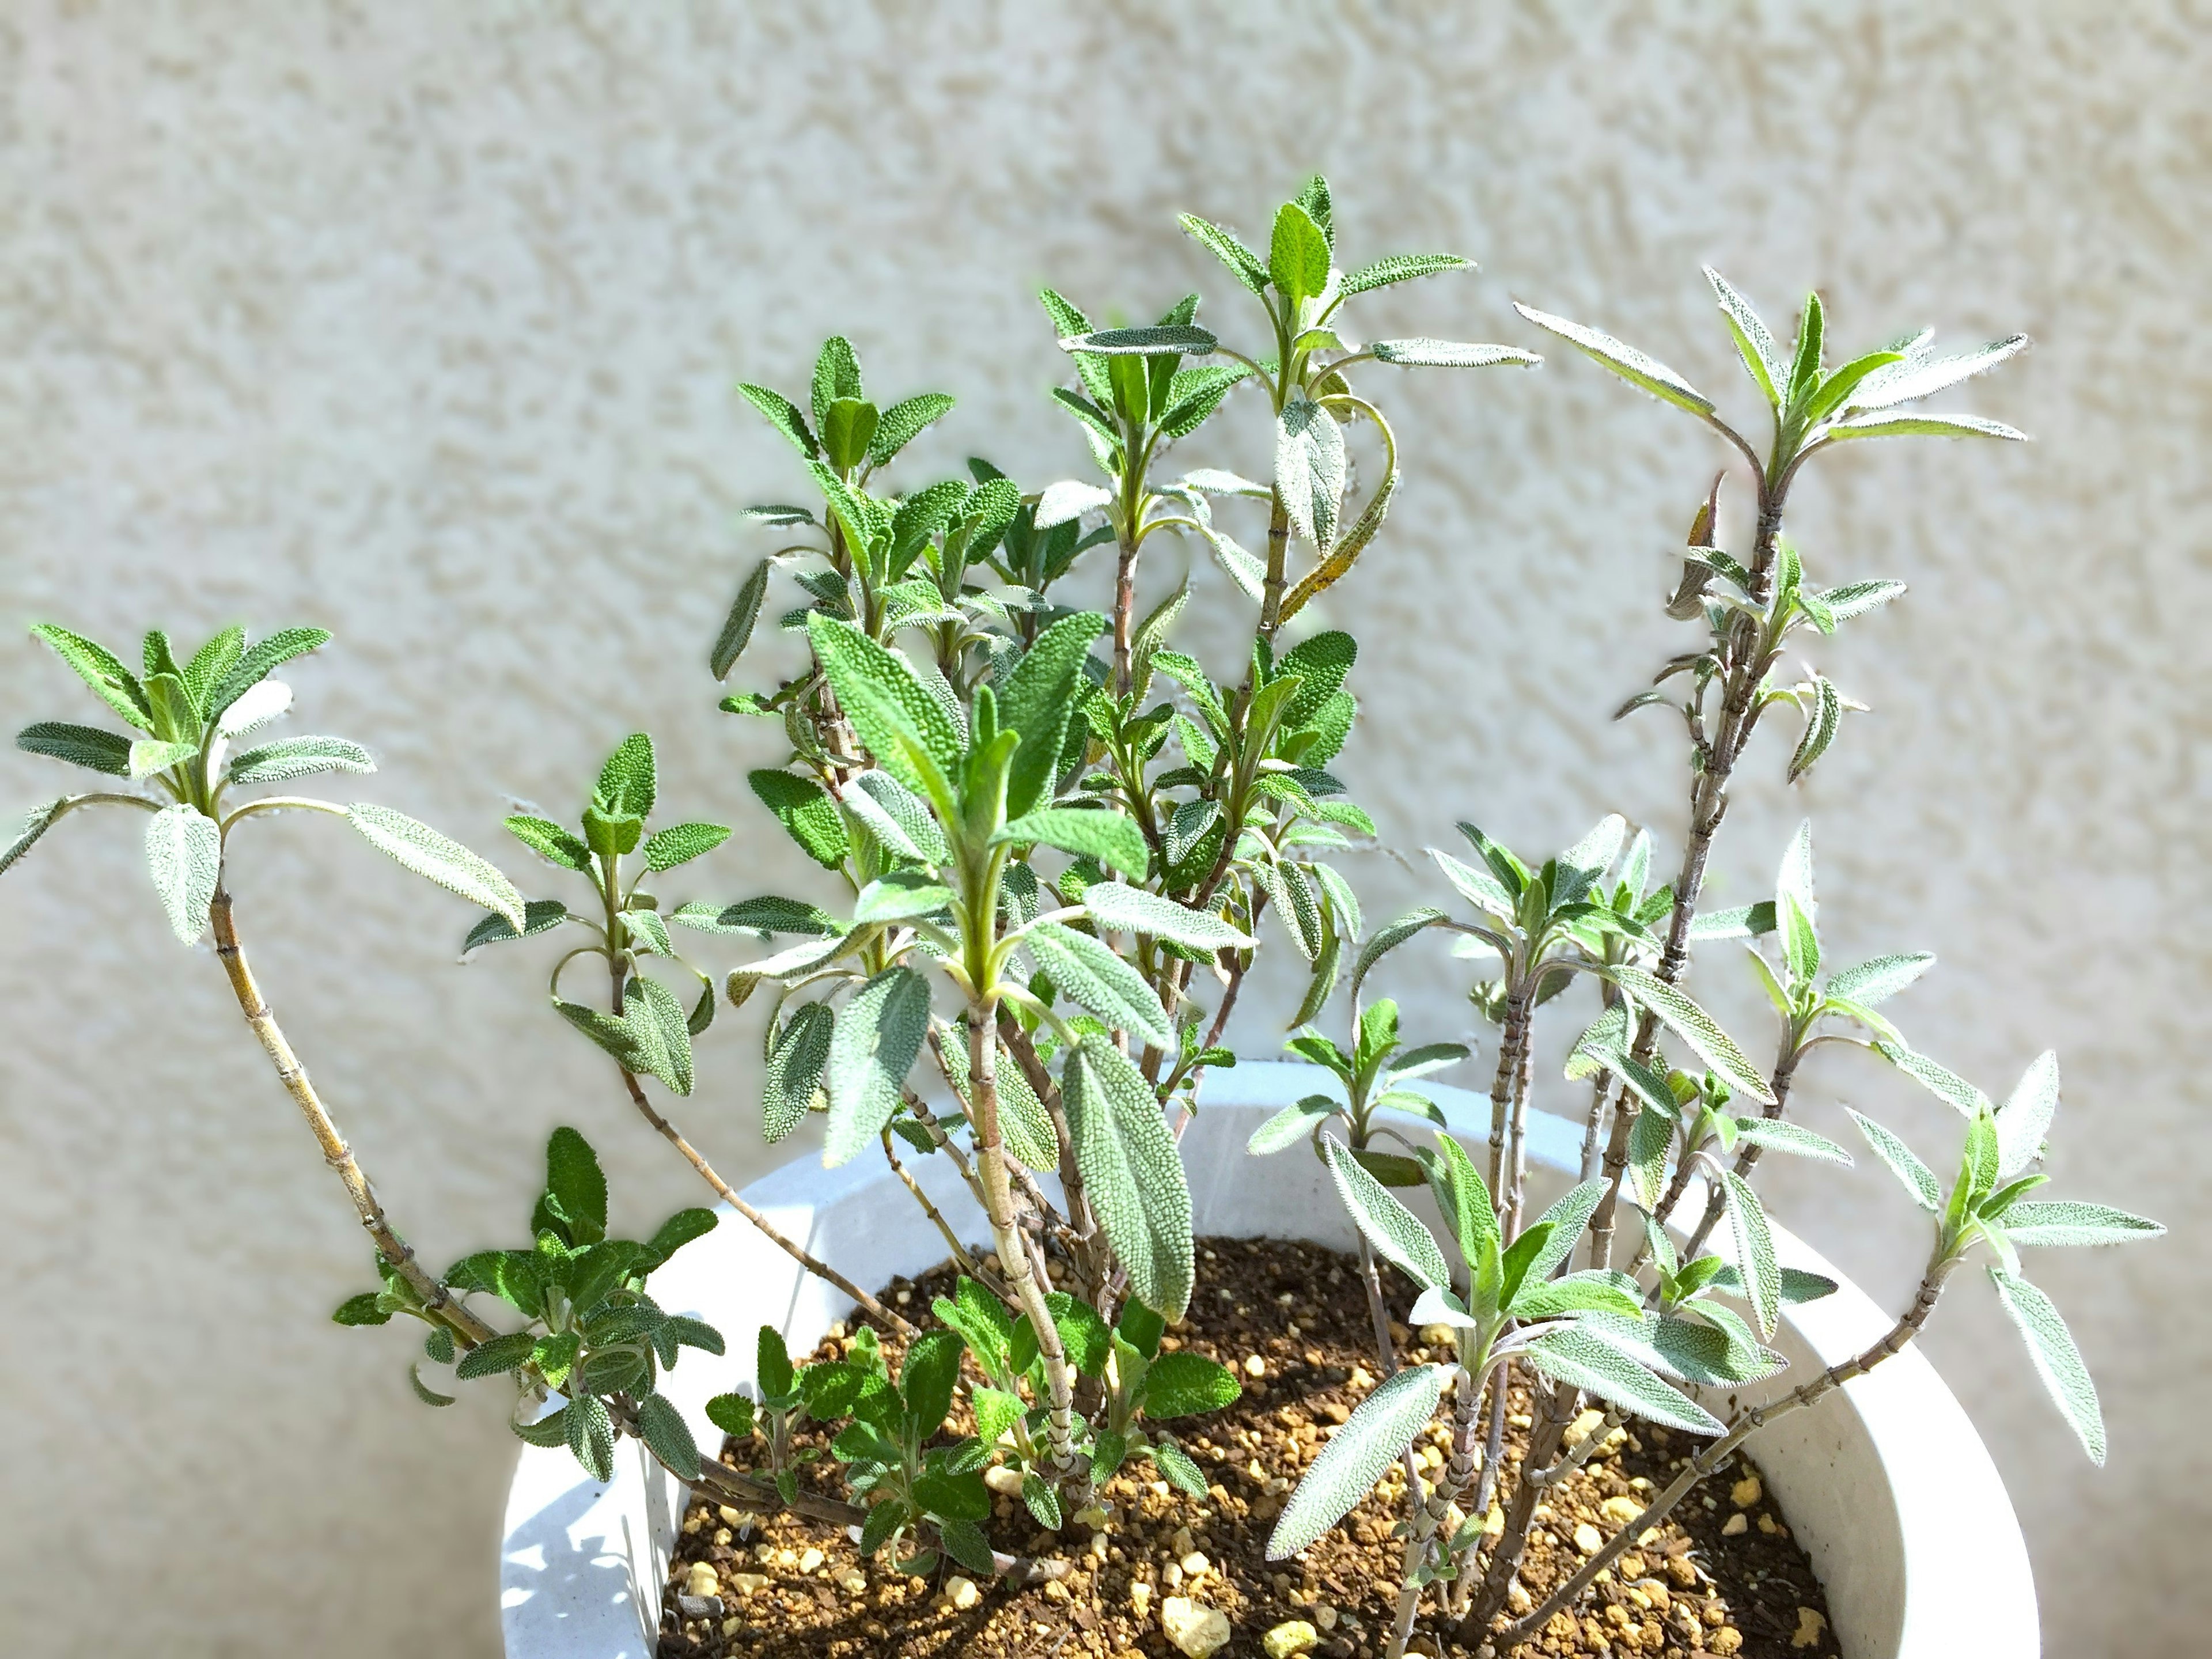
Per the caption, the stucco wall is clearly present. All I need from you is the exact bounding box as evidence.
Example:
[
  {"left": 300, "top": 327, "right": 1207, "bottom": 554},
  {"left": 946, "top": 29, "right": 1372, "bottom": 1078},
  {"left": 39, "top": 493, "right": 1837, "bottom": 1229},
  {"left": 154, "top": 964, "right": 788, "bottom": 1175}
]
[{"left": 1, "top": 3, "right": 2203, "bottom": 1654}]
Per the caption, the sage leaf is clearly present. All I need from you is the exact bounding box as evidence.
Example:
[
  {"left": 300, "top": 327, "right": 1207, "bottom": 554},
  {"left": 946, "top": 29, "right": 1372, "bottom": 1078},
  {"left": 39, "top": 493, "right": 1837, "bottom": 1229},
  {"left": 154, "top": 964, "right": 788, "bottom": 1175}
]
[
  {"left": 226, "top": 737, "right": 375, "bottom": 785},
  {"left": 1513, "top": 303, "right": 1716, "bottom": 418},
  {"left": 1990, "top": 1268, "right": 2103, "bottom": 1463},
  {"left": 1847, "top": 1109, "right": 1941, "bottom": 1211},
  {"left": 763, "top": 1002, "right": 835, "bottom": 1144},
  {"left": 1369, "top": 338, "right": 1539, "bottom": 370},
  {"left": 145, "top": 802, "right": 221, "bottom": 944},
  {"left": 1995, "top": 1051, "right": 2060, "bottom": 1178},
  {"left": 1601, "top": 963, "right": 1775, "bottom": 1103},
  {"left": 1064, "top": 1033, "right": 1194, "bottom": 1319},
  {"left": 16, "top": 722, "right": 132, "bottom": 776},
  {"left": 1275, "top": 397, "right": 1346, "bottom": 550},
  {"left": 822, "top": 967, "right": 930, "bottom": 1167},
  {"left": 1247, "top": 1094, "right": 1337, "bottom": 1156},
  {"left": 1524, "top": 1325, "right": 1725, "bottom": 1435},
  {"left": 1267, "top": 1364, "right": 1446, "bottom": 1558},
  {"left": 1025, "top": 922, "right": 1173, "bottom": 1051},
  {"left": 1824, "top": 952, "right": 1934, "bottom": 1007},
  {"left": 1323, "top": 1137, "right": 1448, "bottom": 1291},
  {"left": 347, "top": 804, "right": 527, "bottom": 932},
  {"left": 1722, "top": 1172, "right": 1782, "bottom": 1339},
  {"left": 1339, "top": 253, "right": 1471, "bottom": 296},
  {"left": 995, "top": 808, "right": 1147, "bottom": 880},
  {"left": 31, "top": 623, "right": 154, "bottom": 730},
  {"left": 711, "top": 559, "right": 772, "bottom": 680},
  {"left": 1081, "top": 881, "right": 1252, "bottom": 950},
  {"left": 1997, "top": 1202, "right": 2164, "bottom": 1250}
]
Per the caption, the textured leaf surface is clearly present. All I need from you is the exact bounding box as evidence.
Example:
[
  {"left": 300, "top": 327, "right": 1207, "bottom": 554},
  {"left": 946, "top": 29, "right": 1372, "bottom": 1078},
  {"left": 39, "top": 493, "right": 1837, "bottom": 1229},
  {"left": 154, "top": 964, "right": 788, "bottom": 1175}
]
[
  {"left": 711, "top": 559, "right": 773, "bottom": 679},
  {"left": 145, "top": 802, "right": 220, "bottom": 943},
  {"left": 16, "top": 722, "right": 132, "bottom": 775},
  {"left": 1369, "top": 338, "right": 1539, "bottom": 369},
  {"left": 1513, "top": 303, "right": 1715, "bottom": 416},
  {"left": 1081, "top": 881, "right": 1252, "bottom": 950},
  {"left": 227, "top": 736, "right": 374, "bottom": 784},
  {"left": 822, "top": 967, "right": 930, "bottom": 1167},
  {"left": 1991, "top": 1268, "right": 2104, "bottom": 1463},
  {"left": 1525, "top": 1326, "right": 1725, "bottom": 1434},
  {"left": 349, "top": 804, "right": 527, "bottom": 930},
  {"left": 1722, "top": 1172, "right": 1781, "bottom": 1339},
  {"left": 762, "top": 1002, "right": 835, "bottom": 1143},
  {"left": 1065, "top": 1033, "right": 1193, "bottom": 1319},
  {"left": 997, "top": 809, "right": 1147, "bottom": 879},
  {"left": 1999, "top": 1202, "right": 2164, "bottom": 1249},
  {"left": 749, "top": 770, "right": 851, "bottom": 869},
  {"left": 1027, "top": 922, "right": 1172, "bottom": 1050},
  {"left": 1323, "top": 1138, "right": 1448, "bottom": 1291},
  {"left": 1847, "top": 1109, "right": 1941, "bottom": 1210},
  {"left": 1604, "top": 964, "right": 1774, "bottom": 1102},
  {"left": 1267, "top": 1364, "right": 1445, "bottom": 1558}
]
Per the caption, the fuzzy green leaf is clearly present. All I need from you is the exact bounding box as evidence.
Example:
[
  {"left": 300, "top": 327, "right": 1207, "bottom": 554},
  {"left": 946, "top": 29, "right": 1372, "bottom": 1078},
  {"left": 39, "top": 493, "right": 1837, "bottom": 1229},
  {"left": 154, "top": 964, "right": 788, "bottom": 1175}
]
[
  {"left": 1323, "top": 1138, "right": 1449, "bottom": 1291},
  {"left": 1065, "top": 1033, "right": 1194, "bottom": 1319},
  {"left": 1847, "top": 1109, "right": 1942, "bottom": 1211},
  {"left": 1179, "top": 213, "right": 1270, "bottom": 294},
  {"left": 16, "top": 722, "right": 134, "bottom": 775},
  {"left": 737, "top": 382, "right": 819, "bottom": 459},
  {"left": 207, "top": 628, "right": 331, "bottom": 721},
  {"left": 996, "top": 808, "right": 1147, "bottom": 879},
  {"left": 1026, "top": 922, "right": 1172, "bottom": 1050},
  {"left": 1369, "top": 338, "right": 1539, "bottom": 370},
  {"left": 144, "top": 802, "right": 220, "bottom": 944},
  {"left": 1513, "top": 304, "right": 1715, "bottom": 418},
  {"left": 1142, "top": 1351, "right": 1243, "bottom": 1420},
  {"left": 1990, "top": 1268, "right": 2103, "bottom": 1463},
  {"left": 1601, "top": 963, "right": 1774, "bottom": 1103},
  {"left": 31, "top": 624, "right": 154, "bottom": 730},
  {"left": 1998, "top": 1202, "right": 2164, "bottom": 1249},
  {"left": 748, "top": 770, "right": 851, "bottom": 870},
  {"left": 643, "top": 822, "right": 731, "bottom": 873},
  {"left": 1339, "top": 253, "right": 1471, "bottom": 296},
  {"left": 1267, "top": 1363, "right": 1445, "bottom": 1559},
  {"left": 1525, "top": 1325, "right": 1725, "bottom": 1434},
  {"left": 711, "top": 559, "right": 774, "bottom": 680},
  {"left": 1081, "top": 882, "right": 1252, "bottom": 950},
  {"left": 821, "top": 968, "right": 930, "bottom": 1167},
  {"left": 349, "top": 805, "right": 526, "bottom": 931}
]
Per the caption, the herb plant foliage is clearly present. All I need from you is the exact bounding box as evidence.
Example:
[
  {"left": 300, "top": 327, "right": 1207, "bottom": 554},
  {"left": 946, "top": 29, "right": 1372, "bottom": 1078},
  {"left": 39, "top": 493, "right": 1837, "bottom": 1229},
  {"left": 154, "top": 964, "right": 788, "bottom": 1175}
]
[{"left": 5, "top": 181, "right": 2156, "bottom": 1656}]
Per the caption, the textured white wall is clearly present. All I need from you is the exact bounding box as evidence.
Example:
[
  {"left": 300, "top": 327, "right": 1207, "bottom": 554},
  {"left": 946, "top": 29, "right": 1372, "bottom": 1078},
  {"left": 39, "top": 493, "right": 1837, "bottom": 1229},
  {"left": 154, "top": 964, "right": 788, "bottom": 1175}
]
[{"left": 1, "top": 3, "right": 2203, "bottom": 1654}]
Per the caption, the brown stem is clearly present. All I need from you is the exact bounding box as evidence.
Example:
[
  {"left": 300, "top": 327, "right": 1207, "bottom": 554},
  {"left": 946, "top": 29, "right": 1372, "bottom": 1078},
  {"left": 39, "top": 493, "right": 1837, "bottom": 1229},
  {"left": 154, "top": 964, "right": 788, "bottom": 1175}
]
[
  {"left": 998, "top": 1010, "right": 1104, "bottom": 1303},
  {"left": 1388, "top": 1360, "right": 1490, "bottom": 1657},
  {"left": 608, "top": 961, "right": 915, "bottom": 1337},
  {"left": 1113, "top": 529, "right": 1139, "bottom": 696},
  {"left": 1259, "top": 490, "right": 1293, "bottom": 637},
  {"left": 1487, "top": 1249, "right": 1957, "bottom": 1654},
  {"left": 1658, "top": 1041, "right": 1802, "bottom": 1271},
  {"left": 209, "top": 882, "right": 495, "bottom": 1346},
  {"left": 966, "top": 1003, "right": 1078, "bottom": 1472}
]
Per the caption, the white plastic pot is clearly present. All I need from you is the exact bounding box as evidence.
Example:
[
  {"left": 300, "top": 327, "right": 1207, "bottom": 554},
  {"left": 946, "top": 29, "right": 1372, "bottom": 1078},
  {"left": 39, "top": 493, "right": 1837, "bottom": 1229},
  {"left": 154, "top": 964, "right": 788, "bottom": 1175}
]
[{"left": 499, "top": 1063, "right": 2037, "bottom": 1658}]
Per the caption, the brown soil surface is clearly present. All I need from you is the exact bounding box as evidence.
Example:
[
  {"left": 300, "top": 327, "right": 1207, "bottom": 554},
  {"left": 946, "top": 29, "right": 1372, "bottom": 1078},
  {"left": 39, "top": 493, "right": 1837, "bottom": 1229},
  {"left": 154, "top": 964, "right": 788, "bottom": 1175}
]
[{"left": 658, "top": 1236, "right": 1841, "bottom": 1658}]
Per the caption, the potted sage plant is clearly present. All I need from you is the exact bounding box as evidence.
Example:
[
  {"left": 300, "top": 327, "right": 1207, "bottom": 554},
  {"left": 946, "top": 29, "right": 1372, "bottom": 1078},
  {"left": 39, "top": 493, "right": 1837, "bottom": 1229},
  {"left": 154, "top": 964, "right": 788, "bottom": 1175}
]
[{"left": 5, "top": 178, "right": 2156, "bottom": 1659}]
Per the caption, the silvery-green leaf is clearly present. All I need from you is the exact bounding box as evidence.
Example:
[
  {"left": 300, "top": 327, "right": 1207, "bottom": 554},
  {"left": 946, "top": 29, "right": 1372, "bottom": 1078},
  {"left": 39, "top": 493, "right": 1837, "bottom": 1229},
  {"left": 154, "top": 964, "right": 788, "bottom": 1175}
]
[
  {"left": 1408, "top": 1284, "right": 1482, "bottom": 1330},
  {"left": 1995, "top": 1051, "right": 2060, "bottom": 1177},
  {"left": 347, "top": 804, "right": 527, "bottom": 931},
  {"left": 1339, "top": 252, "right": 1471, "bottom": 296},
  {"left": 762, "top": 1002, "right": 835, "bottom": 1143},
  {"left": 1524, "top": 1327, "right": 1724, "bottom": 1435},
  {"left": 1267, "top": 1364, "right": 1446, "bottom": 1559},
  {"left": 1721, "top": 1172, "right": 1782, "bottom": 1340},
  {"left": 852, "top": 871, "right": 956, "bottom": 924},
  {"left": 1989, "top": 1267, "right": 2103, "bottom": 1464},
  {"left": 1690, "top": 901, "right": 1777, "bottom": 940},
  {"left": 1200, "top": 525, "right": 1267, "bottom": 601},
  {"left": 1427, "top": 847, "right": 1514, "bottom": 920},
  {"left": 822, "top": 967, "right": 930, "bottom": 1167},
  {"left": 734, "top": 928, "right": 870, "bottom": 983},
  {"left": 566, "top": 1392, "right": 616, "bottom": 1483},
  {"left": 1323, "top": 1138, "right": 1448, "bottom": 1291},
  {"left": 461, "top": 899, "right": 567, "bottom": 955},
  {"left": 1824, "top": 952, "right": 1934, "bottom": 1008},
  {"left": 1877, "top": 1041, "right": 1992, "bottom": 1116},
  {"left": 1081, "top": 881, "right": 1253, "bottom": 950},
  {"left": 624, "top": 975, "right": 695, "bottom": 1096},
  {"left": 1064, "top": 1033, "right": 1193, "bottom": 1319},
  {"left": 1347, "top": 907, "right": 1442, "bottom": 1002},
  {"left": 1627, "top": 1100, "right": 1676, "bottom": 1209},
  {"left": 1390, "top": 1042, "right": 1468, "bottom": 1084},
  {"left": 1248, "top": 1094, "right": 1339, "bottom": 1156},
  {"left": 1525, "top": 1179, "right": 1608, "bottom": 1283},
  {"left": 145, "top": 802, "right": 220, "bottom": 944},
  {"left": 1788, "top": 677, "right": 1843, "bottom": 782},
  {"left": 1275, "top": 397, "right": 1346, "bottom": 550},
  {"left": 995, "top": 808, "right": 1147, "bottom": 880},
  {"left": 217, "top": 678, "right": 293, "bottom": 738},
  {"left": 711, "top": 558, "right": 773, "bottom": 680},
  {"left": 1824, "top": 412, "right": 2027, "bottom": 443},
  {"left": 1818, "top": 580, "right": 1907, "bottom": 621},
  {"left": 624, "top": 907, "right": 674, "bottom": 957},
  {"left": 937, "top": 1024, "right": 1058, "bottom": 1172},
  {"left": 227, "top": 737, "right": 375, "bottom": 785},
  {"left": 1558, "top": 813, "right": 1629, "bottom": 898},
  {"left": 1, "top": 796, "right": 70, "bottom": 876},
  {"left": 16, "top": 722, "right": 132, "bottom": 775},
  {"left": 1033, "top": 479, "right": 1112, "bottom": 529},
  {"left": 1730, "top": 1117, "right": 1851, "bottom": 1165},
  {"left": 1997, "top": 1202, "right": 2164, "bottom": 1250},
  {"left": 1602, "top": 964, "right": 1775, "bottom": 1103},
  {"left": 128, "top": 738, "right": 198, "bottom": 779},
  {"left": 1847, "top": 1109, "right": 1941, "bottom": 1210},
  {"left": 1512, "top": 1269, "right": 1643, "bottom": 1323},
  {"left": 1025, "top": 922, "right": 1172, "bottom": 1050},
  {"left": 1513, "top": 303, "right": 1716, "bottom": 417},
  {"left": 1369, "top": 338, "right": 1539, "bottom": 370},
  {"left": 1058, "top": 325, "right": 1217, "bottom": 357},
  {"left": 842, "top": 770, "right": 948, "bottom": 865},
  {"left": 1178, "top": 468, "right": 1271, "bottom": 498},
  {"left": 1705, "top": 267, "right": 1785, "bottom": 407},
  {"left": 1847, "top": 335, "right": 2030, "bottom": 411}
]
